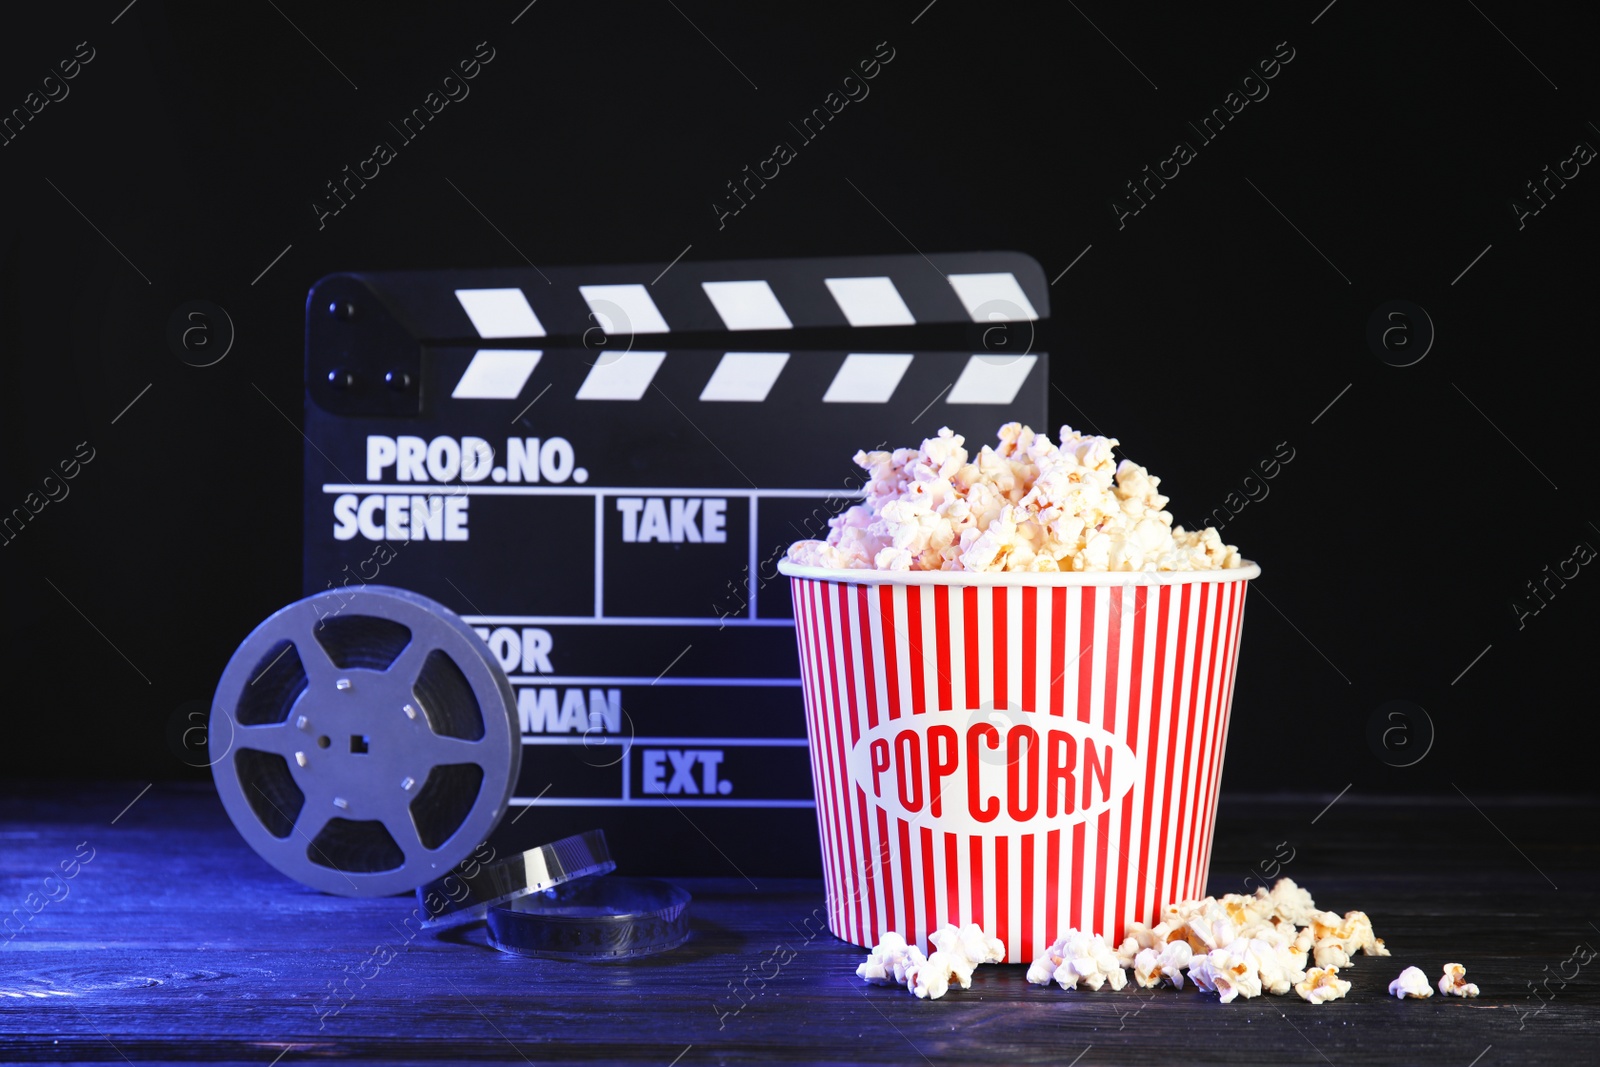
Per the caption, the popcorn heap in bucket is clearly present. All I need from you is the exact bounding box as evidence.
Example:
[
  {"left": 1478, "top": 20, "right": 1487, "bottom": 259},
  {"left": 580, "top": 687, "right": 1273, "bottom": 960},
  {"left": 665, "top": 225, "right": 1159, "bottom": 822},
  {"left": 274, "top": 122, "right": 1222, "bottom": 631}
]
[
  {"left": 787, "top": 423, "right": 1244, "bottom": 573},
  {"left": 858, "top": 878, "right": 1480, "bottom": 1005}
]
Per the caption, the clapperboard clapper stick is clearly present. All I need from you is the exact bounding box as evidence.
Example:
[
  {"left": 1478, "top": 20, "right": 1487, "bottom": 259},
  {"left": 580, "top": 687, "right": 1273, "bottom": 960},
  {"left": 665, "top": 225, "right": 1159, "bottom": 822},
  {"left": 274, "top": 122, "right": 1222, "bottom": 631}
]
[{"left": 303, "top": 252, "right": 1050, "bottom": 875}]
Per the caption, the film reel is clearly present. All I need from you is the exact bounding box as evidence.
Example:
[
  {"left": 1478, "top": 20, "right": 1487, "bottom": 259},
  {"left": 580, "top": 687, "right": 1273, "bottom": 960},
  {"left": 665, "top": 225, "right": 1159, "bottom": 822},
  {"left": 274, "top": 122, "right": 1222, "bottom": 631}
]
[{"left": 209, "top": 586, "right": 521, "bottom": 896}]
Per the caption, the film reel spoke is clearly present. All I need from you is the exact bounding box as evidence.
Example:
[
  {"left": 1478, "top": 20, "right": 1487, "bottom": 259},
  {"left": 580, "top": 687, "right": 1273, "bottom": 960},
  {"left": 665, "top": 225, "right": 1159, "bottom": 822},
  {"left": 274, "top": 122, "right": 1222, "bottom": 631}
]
[
  {"left": 419, "top": 733, "right": 488, "bottom": 765},
  {"left": 289, "top": 802, "right": 332, "bottom": 848},
  {"left": 387, "top": 805, "right": 431, "bottom": 863},
  {"left": 234, "top": 722, "right": 300, "bottom": 759},
  {"left": 382, "top": 636, "right": 435, "bottom": 693},
  {"left": 296, "top": 619, "right": 347, "bottom": 689}
]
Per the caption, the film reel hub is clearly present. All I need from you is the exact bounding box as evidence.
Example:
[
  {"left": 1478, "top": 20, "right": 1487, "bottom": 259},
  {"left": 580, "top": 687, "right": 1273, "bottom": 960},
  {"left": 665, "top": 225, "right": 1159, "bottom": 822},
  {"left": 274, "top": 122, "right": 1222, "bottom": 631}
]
[
  {"left": 210, "top": 586, "right": 521, "bottom": 896},
  {"left": 275, "top": 668, "right": 440, "bottom": 818}
]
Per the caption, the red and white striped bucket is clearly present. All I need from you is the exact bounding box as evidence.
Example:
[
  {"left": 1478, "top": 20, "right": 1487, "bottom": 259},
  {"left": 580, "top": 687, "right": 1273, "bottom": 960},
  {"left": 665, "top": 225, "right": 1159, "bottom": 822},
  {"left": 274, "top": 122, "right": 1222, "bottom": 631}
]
[{"left": 777, "top": 560, "right": 1258, "bottom": 964}]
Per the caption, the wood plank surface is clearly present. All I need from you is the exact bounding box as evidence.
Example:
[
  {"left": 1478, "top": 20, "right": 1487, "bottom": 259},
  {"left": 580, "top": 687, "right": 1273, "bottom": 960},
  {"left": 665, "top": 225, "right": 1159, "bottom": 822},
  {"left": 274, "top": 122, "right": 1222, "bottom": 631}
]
[{"left": 1, "top": 784, "right": 1595, "bottom": 1065}]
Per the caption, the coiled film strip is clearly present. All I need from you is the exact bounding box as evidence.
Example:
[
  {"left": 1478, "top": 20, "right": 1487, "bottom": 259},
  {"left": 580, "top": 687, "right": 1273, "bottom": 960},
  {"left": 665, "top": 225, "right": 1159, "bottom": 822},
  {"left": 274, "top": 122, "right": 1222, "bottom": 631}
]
[
  {"left": 417, "top": 827, "right": 615, "bottom": 928},
  {"left": 487, "top": 877, "right": 692, "bottom": 961}
]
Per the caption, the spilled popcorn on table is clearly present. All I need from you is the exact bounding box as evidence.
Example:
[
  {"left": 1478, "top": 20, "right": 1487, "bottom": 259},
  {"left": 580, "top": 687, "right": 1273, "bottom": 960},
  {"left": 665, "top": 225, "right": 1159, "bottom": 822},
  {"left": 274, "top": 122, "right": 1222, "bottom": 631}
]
[
  {"left": 1438, "top": 962, "right": 1480, "bottom": 997},
  {"left": 787, "top": 423, "right": 1245, "bottom": 573},
  {"left": 1389, "top": 965, "right": 1434, "bottom": 999},
  {"left": 858, "top": 924, "right": 1006, "bottom": 1000},
  {"left": 856, "top": 878, "right": 1475, "bottom": 1005}
]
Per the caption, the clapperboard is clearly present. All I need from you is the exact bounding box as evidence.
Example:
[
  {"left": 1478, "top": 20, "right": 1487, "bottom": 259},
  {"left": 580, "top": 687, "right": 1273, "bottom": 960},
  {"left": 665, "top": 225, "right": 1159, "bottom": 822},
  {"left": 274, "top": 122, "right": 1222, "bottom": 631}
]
[{"left": 302, "top": 252, "right": 1050, "bottom": 875}]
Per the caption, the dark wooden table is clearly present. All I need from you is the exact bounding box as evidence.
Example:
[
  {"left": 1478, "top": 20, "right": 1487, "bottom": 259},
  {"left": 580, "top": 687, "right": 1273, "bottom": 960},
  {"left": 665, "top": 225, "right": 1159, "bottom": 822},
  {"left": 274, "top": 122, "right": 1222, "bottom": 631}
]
[{"left": 1, "top": 783, "right": 1595, "bottom": 1065}]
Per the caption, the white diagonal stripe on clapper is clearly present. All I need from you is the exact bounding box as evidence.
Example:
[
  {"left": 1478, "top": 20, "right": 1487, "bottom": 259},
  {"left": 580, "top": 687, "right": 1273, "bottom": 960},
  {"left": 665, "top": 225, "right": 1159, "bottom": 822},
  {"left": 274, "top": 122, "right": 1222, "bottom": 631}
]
[
  {"left": 579, "top": 284, "right": 671, "bottom": 335},
  {"left": 822, "top": 354, "right": 914, "bottom": 403},
  {"left": 454, "top": 288, "right": 546, "bottom": 338},
  {"left": 702, "top": 280, "right": 793, "bottom": 331},
  {"left": 575, "top": 352, "right": 667, "bottom": 400},
  {"left": 947, "top": 272, "right": 1039, "bottom": 322},
  {"left": 699, "top": 352, "right": 790, "bottom": 401},
  {"left": 946, "top": 354, "right": 1038, "bottom": 405},
  {"left": 825, "top": 276, "right": 916, "bottom": 327},
  {"left": 451, "top": 350, "right": 542, "bottom": 399}
]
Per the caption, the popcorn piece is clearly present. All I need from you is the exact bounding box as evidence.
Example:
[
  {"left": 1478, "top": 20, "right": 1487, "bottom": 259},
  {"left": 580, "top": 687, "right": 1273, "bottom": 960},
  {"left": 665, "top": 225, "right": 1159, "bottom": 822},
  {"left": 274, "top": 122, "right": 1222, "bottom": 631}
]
[
  {"left": 874, "top": 545, "right": 915, "bottom": 571},
  {"left": 1295, "top": 966, "right": 1352, "bottom": 1004},
  {"left": 1311, "top": 909, "right": 1388, "bottom": 967},
  {"left": 1388, "top": 966, "right": 1434, "bottom": 999},
  {"left": 1116, "top": 921, "right": 1174, "bottom": 968},
  {"left": 905, "top": 951, "right": 957, "bottom": 1000},
  {"left": 929, "top": 923, "right": 1006, "bottom": 968},
  {"left": 1192, "top": 943, "right": 1266, "bottom": 1004},
  {"left": 859, "top": 925, "right": 1006, "bottom": 1001},
  {"left": 923, "top": 923, "right": 1006, "bottom": 991},
  {"left": 1288, "top": 926, "right": 1316, "bottom": 970},
  {"left": 1253, "top": 942, "right": 1308, "bottom": 996},
  {"left": 787, "top": 423, "right": 1245, "bottom": 573},
  {"left": 1132, "top": 940, "right": 1193, "bottom": 990},
  {"left": 1186, "top": 953, "right": 1229, "bottom": 1000},
  {"left": 1438, "top": 962, "right": 1479, "bottom": 997},
  {"left": 1218, "top": 934, "right": 1306, "bottom": 997},
  {"left": 1218, "top": 892, "right": 1275, "bottom": 928},
  {"left": 1185, "top": 910, "right": 1240, "bottom": 955},
  {"left": 959, "top": 504, "right": 1028, "bottom": 572},
  {"left": 1312, "top": 937, "right": 1352, "bottom": 970},
  {"left": 1025, "top": 953, "right": 1059, "bottom": 987},
  {"left": 1161, "top": 895, "right": 1214, "bottom": 929},
  {"left": 1028, "top": 930, "right": 1127, "bottom": 991},
  {"left": 1337, "top": 911, "right": 1386, "bottom": 958},
  {"left": 1266, "top": 878, "right": 1320, "bottom": 927},
  {"left": 856, "top": 932, "right": 925, "bottom": 987}
]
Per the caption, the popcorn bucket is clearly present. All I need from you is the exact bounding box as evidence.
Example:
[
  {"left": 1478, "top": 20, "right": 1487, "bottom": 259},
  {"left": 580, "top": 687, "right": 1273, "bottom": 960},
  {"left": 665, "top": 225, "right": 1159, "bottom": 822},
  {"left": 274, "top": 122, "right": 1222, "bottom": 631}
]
[{"left": 777, "top": 561, "right": 1258, "bottom": 964}]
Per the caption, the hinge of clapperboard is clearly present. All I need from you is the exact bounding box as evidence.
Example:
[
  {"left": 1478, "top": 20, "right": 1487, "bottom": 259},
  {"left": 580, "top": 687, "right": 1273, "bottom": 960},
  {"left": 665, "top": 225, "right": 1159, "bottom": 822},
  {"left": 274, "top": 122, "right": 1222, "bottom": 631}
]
[{"left": 304, "top": 252, "right": 1049, "bottom": 420}]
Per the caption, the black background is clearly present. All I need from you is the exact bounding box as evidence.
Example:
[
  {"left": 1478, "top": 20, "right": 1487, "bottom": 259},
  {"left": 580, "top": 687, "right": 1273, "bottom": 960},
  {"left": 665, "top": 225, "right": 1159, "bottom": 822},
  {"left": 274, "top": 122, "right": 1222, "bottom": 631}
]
[{"left": 2, "top": 0, "right": 1596, "bottom": 802}]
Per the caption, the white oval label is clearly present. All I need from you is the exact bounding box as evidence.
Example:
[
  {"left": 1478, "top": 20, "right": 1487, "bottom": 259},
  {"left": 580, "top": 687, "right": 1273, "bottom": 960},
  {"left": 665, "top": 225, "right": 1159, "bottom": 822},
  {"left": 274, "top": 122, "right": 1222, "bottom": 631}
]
[{"left": 846, "top": 708, "right": 1139, "bottom": 834}]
